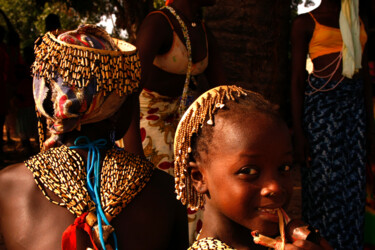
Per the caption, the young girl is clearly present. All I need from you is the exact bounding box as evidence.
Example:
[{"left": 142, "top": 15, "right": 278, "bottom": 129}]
[{"left": 173, "top": 85, "right": 331, "bottom": 249}]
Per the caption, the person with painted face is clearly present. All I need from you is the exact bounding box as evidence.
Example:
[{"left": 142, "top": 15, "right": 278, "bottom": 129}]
[{"left": 291, "top": 0, "right": 370, "bottom": 248}]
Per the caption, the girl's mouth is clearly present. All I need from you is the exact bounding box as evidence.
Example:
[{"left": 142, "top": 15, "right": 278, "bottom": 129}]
[
  {"left": 257, "top": 207, "right": 280, "bottom": 222},
  {"left": 257, "top": 208, "right": 278, "bottom": 214}
]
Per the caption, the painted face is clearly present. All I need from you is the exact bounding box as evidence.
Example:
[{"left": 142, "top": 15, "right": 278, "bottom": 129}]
[{"left": 201, "top": 112, "right": 293, "bottom": 236}]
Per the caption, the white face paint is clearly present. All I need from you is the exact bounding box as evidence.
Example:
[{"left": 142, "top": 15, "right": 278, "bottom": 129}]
[{"left": 297, "top": 0, "right": 321, "bottom": 14}]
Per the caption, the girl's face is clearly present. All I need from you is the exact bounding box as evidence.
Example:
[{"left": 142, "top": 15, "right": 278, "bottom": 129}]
[{"left": 199, "top": 112, "right": 293, "bottom": 236}]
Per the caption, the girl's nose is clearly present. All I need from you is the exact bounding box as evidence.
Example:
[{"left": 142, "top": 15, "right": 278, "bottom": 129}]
[{"left": 260, "top": 180, "right": 285, "bottom": 198}]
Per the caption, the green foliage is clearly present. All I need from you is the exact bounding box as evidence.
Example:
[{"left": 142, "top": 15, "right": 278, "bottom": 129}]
[
  {"left": 65, "top": 0, "right": 110, "bottom": 24},
  {"left": 154, "top": 0, "right": 166, "bottom": 9},
  {"left": 0, "top": 0, "right": 39, "bottom": 48},
  {"left": 0, "top": 0, "right": 166, "bottom": 50},
  {"left": 34, "top": 2, "right": 81, "bottom": 35},
  {"left": 0, "top": 0, "right": 81, "bottom": 49}
]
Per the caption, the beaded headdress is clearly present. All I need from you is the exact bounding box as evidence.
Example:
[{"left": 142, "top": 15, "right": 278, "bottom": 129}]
[
  {"left": 32, "top": 24, "right": 141, "bottom": 151},
  {"left": 174, "top": 85, "right": 254, "bottom": 210}
]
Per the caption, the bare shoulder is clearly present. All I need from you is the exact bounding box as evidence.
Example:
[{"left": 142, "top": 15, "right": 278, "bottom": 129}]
[
  {"left": 136, "top": 9, "right": 174, "bottom": 62},
  {"left": 0, "top": 163, "right": 36, "bottom": 196},
  {"left": 113, "top": 169, "right": 188, "bottom": 249},
  {"left": 0, "top": 163, "right": 40, "bottom": 220},
  {"left": 138, "top": 9, "right": 173, "bottom": 34},
  {"left": 0, "top": 163, "right": 76, "bottom": 249},
  {"left": 291, "top": 13, "right": 315, "bottom": 46},
  {"left": 145, "top": 169, "right": 178, "bottom": 201},
  {"left": 121, "top": 168, "right": 182, "bottom": 213},
  {"left": 292, "top": 13, "right": 314, "bottom": 33}
]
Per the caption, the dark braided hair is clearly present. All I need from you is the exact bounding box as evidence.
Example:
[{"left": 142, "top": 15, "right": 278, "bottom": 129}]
[{"left": 190, "top": 93, "right": 280, "bottom": 164}]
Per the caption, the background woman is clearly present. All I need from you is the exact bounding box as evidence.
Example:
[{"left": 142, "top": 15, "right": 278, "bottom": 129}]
[
  {"left": 134, "top": 0, "right": 226, "bottom": 174},
  {"left": 133, "top": 0, "right": 226, "bottom": 242},
  {"left": 291, "top": 0, "right": 371, "bottom": 248}
]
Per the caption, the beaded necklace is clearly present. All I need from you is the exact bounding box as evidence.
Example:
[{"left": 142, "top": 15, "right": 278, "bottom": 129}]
[
  {"left": 189, "top": 237, "right": 235, "bottom": 250},
  {"left": 306, "top": 51, "right": 345, "bottom": 95},
  {"left": 164, "top": 6, "right": 193, "bottom": 116},
  {"left": 25, "top": 143, "right": 154, "bottom": 249}
]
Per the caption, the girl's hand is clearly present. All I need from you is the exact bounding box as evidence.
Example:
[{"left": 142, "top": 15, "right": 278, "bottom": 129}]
[{"left": 285, "top": 238, "right": 333, "bottom": 250}]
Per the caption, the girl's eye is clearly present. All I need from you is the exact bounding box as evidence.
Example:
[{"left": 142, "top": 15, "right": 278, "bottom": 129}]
[
  {"left": 238, "top": 167, "right": 258, "bottom": 175},
  {"left": 279, "top": 164, "right": 292, "bottom": 172}
]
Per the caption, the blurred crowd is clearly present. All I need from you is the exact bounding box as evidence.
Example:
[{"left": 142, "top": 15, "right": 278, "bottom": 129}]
[{"left": 0, "top": 12, "right": 63, "bottom": 166}]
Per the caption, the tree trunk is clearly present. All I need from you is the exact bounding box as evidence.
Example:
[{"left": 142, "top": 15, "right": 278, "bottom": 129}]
[{"left": 204, "top": 0, "right": 291, "bottom": 116}]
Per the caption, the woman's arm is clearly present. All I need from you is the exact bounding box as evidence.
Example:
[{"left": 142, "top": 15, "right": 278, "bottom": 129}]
[
  {"left": 121, "top": 93, "right": 144, "bottom": 156},
  {"left": 290, "top": 14, "right": 313, "bottom": 165},
  {"left": 121, "top": 12, "right": 175, "bottom": 155},
  {"left": 135, "top": 12, "right": 173, "bottom": 89}
]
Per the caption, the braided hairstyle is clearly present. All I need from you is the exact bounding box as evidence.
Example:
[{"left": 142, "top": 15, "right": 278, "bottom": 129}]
[{"left": 174, "top": 85, "right": 280, "bottom": 210}]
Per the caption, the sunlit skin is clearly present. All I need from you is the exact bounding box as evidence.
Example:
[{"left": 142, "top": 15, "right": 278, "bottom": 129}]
[
  {"left": 128, "top": 0, "right": 225, "bottom": 153},
  {"left": 135, "top": 0, "right": 225, "bottom": 97},
  {"left": 189, "top": 112, "right": 293, "bottom": 249},
  {"left": 0, "top": 94, "right": 189, "bottom": 250}
]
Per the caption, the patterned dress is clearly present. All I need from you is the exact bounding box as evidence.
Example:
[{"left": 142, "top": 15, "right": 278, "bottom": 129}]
[
  {"left": 139, "top": 88, "right": 202, "bottom": 243},
  {"left": 302, "top": 75, "right": 366, "bottom": 249}
]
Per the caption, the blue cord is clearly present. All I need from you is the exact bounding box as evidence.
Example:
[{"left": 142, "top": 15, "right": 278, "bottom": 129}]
[{"left": 70, "top": 136, "right": 119, "bottom": 250}]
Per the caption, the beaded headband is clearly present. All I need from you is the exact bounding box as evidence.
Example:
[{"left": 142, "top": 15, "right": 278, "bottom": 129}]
[
  {"left": 174, "top": 85, "right": 254, "bottom": 210},
  {"left": 32, "top": 25, "right": 141, "bottom": 151},
  {"left": 32, "top": 26, "right": 141, "bottom": 97}
]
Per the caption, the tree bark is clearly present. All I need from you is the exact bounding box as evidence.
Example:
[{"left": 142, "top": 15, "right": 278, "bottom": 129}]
[{"left": 204, "top": 0, "right": 291, "bottom": 116}]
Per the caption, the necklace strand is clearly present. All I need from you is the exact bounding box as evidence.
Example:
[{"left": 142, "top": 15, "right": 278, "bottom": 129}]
[
  {"left": 164, "top": 6, "right": 193, "bottom": 116},
  {"left": 306, "top": 51, "right": 345, "bottom": 95},
  {"left": 25, "top": 145, "right": 154, "bottom": 218},
  {"left": 170, "top": 7, "right": 199, "bottom": 28},
  {"left": 189, "top": 237, "right": 235, "bottom": 250}
]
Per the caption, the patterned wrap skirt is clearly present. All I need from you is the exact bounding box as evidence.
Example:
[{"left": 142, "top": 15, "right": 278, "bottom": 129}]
[
  {"left": 139, "top": 88, "right": 202, "bottom": 243},
  {"left": 302, "top": 75, "right": 366, "bottom": 249}
]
